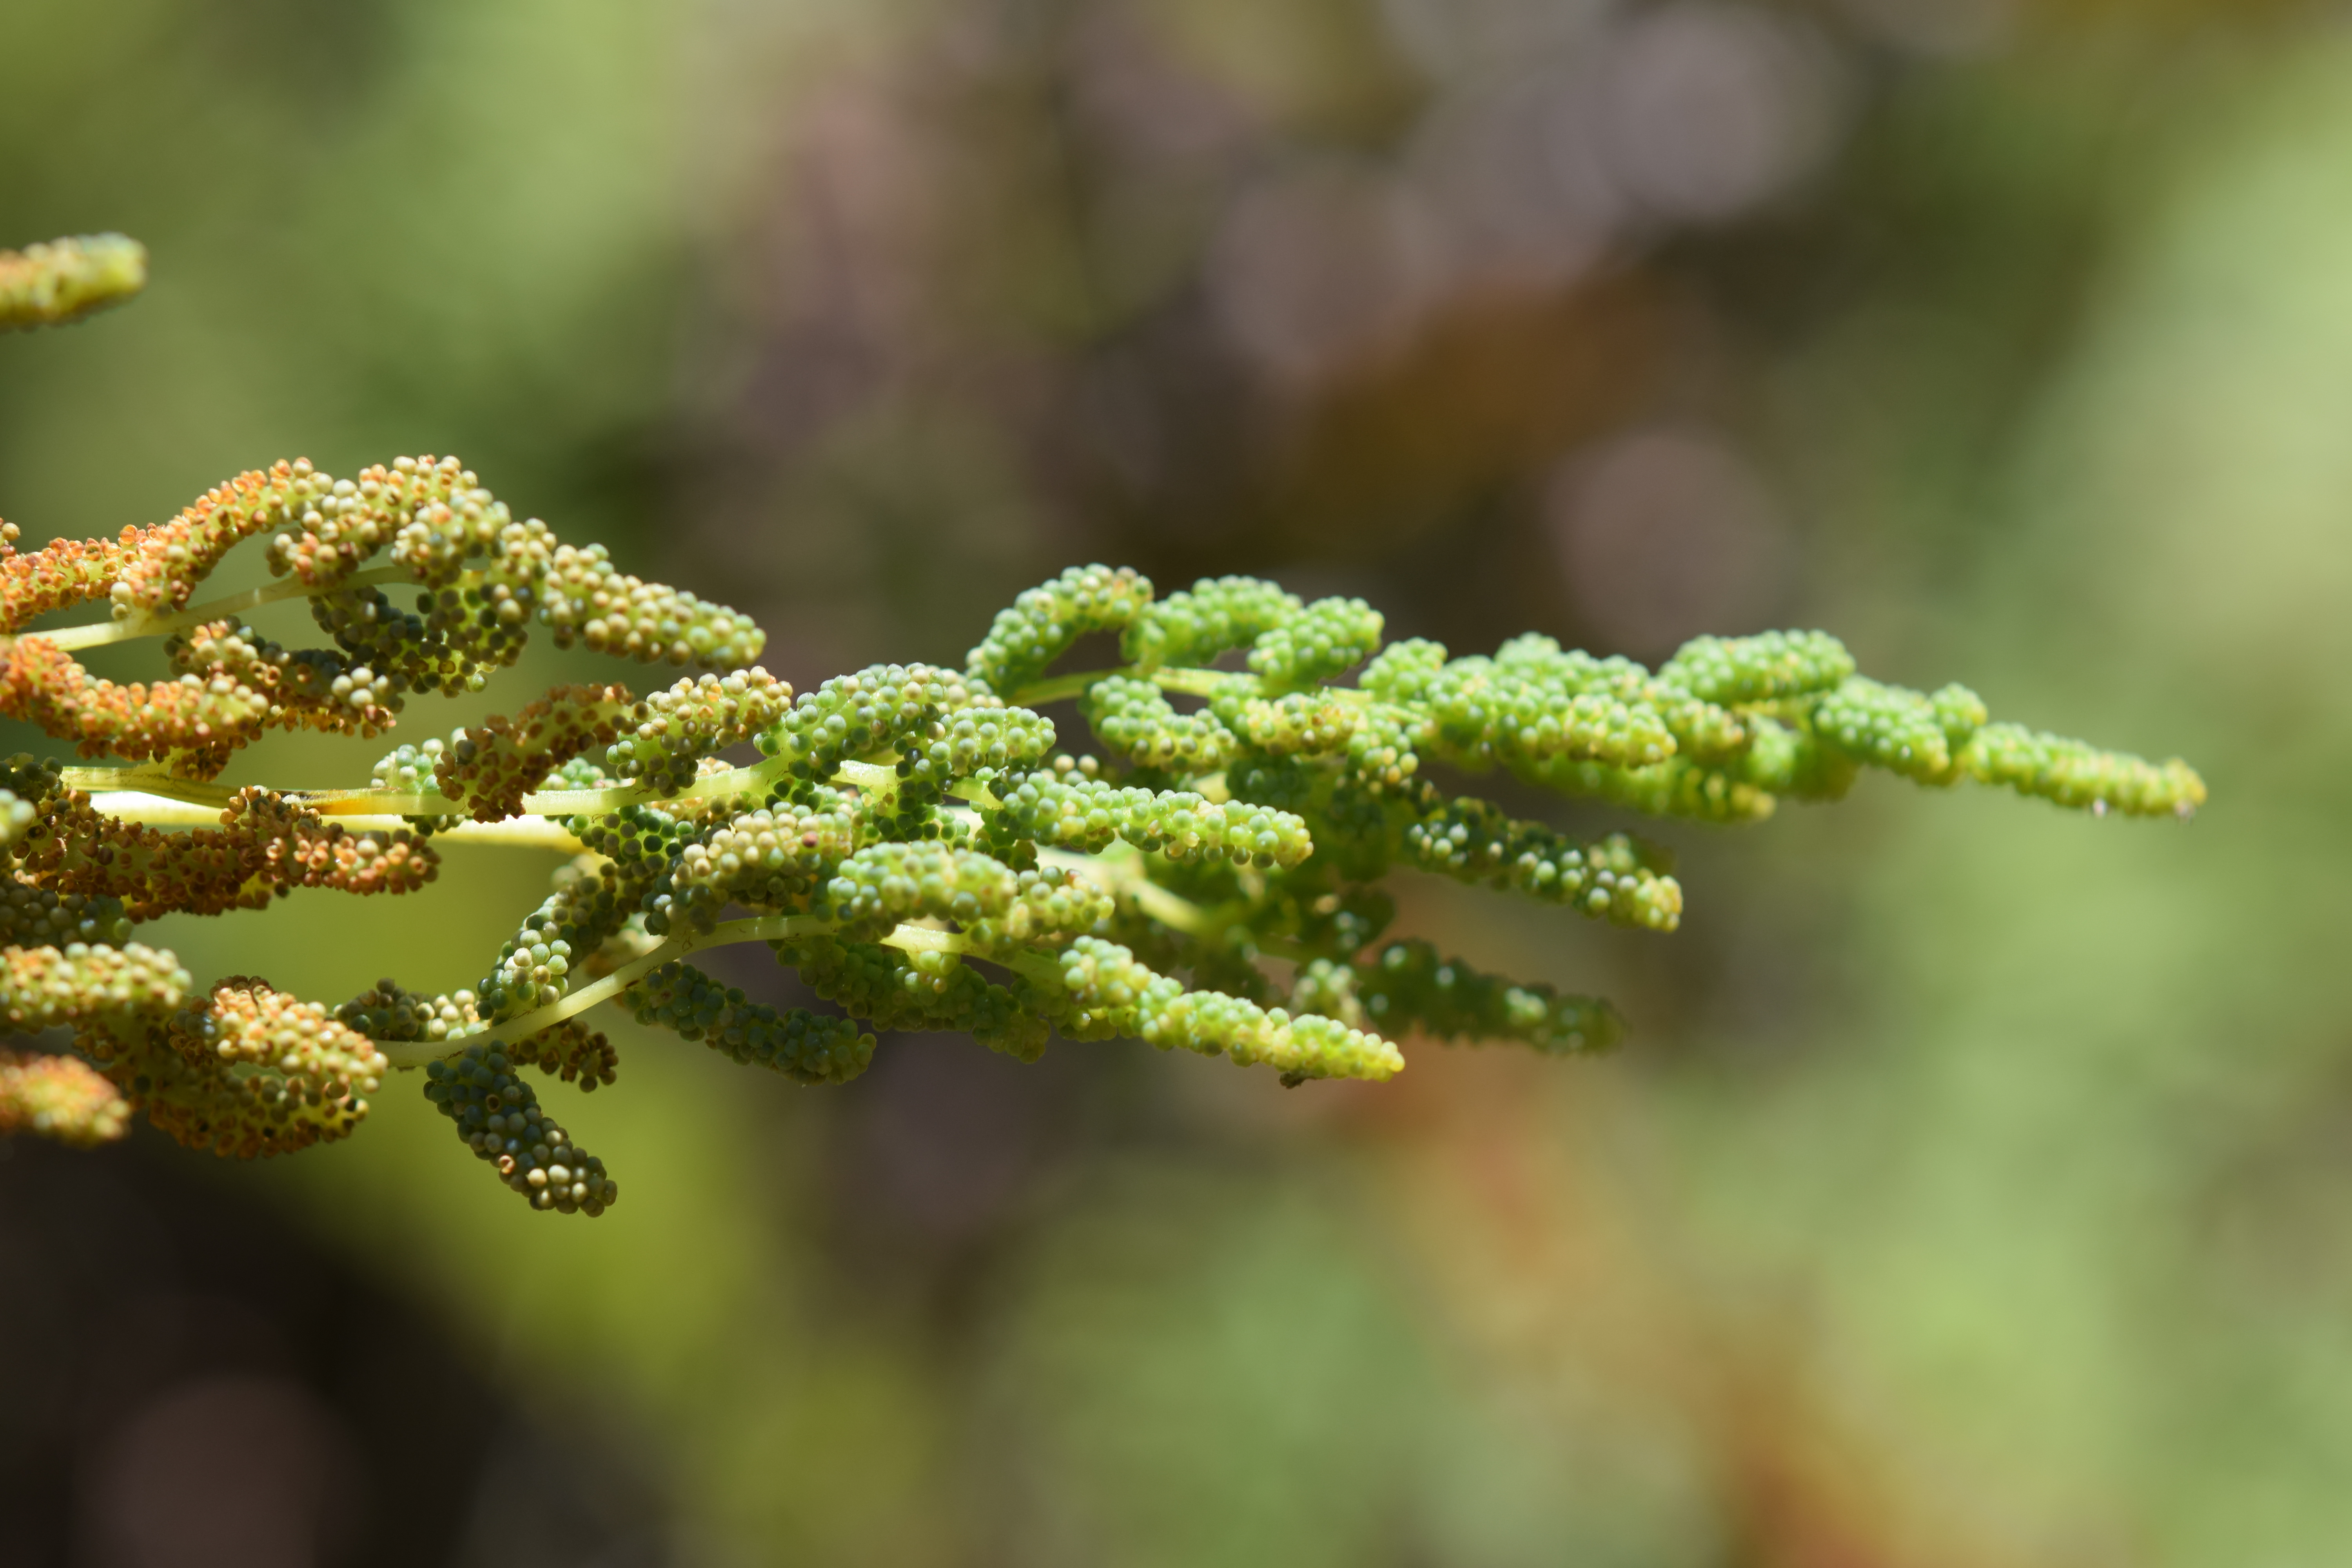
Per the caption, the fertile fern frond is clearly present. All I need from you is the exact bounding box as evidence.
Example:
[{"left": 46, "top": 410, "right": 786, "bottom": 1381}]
[{"left": 0, "top": 234, "right": 2205, "bottom": 1215}]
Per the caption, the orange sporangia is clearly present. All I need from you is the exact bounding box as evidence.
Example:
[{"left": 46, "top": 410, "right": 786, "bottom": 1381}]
[
  {"left": 15, "top": 789, "right": 437, "bottom": 919},
  {"left": 435, "top": 682, "right": 639, "bottom": 821}
]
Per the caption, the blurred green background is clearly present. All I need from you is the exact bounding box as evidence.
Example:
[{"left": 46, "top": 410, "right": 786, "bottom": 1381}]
[{"left": 2, "top": 0, "right": 2345, "bottom": 1563}]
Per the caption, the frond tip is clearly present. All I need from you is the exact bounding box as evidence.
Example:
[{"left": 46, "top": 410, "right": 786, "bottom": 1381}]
[
  {"left": 0, "top": 234, "right": 146, "bottom": 330},
  {"left": 75, "top": 976, "right": 390, "bottom": 1161},
  {"left": 0, "top": 1048, "right": 131, "bottom": 1146},
  {"left": 424, "top": 1044, "right": 619, "bottom": 1215}
]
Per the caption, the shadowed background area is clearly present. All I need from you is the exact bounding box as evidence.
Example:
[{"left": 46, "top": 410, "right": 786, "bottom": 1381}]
[{"left": 2, "top": 0, "right": 2345, "bottom": 1563}]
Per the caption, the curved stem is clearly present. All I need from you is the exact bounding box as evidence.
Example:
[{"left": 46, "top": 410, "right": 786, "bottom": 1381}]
[
  {"left": 1009, "top": 665, "right": 1247, "bottom": 706},
  {"left": 43, "top": 564, "right": 420, "bottom": 651},
  {"left": 375, "top": 913, "right": 989, "bottom": 1067},
  {"left": 946, "top": 779, "right": 1002, "bottom": 808},
  {"left": 831, "top": 760, "right": 899, "bottom": 793},
  {"left": 379, "top": 915, "right": 799, "bottom": 1067},
  {"left": 58, "top": 668, "right": 1276, "bottom": 834},
  {"left": 1042, "top": 843, "right": 1216, "bottom": 935},
  {"left": 1009, "top": 664, "right": 1377, "bottom": 714}
]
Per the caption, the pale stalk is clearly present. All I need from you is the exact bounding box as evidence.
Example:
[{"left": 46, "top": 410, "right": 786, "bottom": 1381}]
[
  {"left": 64, "top": 755, "right": 800, "bottom": 824},
  {"left": 1044, "top": 842, "right": 1299, "bottom": 956},
  {"left": 1007, "top": 664, "right": 1374, "bottom": 708},
  {"left": 59, "top": 670, "right": 1277, "bottom": 829},
  {"left": 88, "top": 790, "right": 582, "bottom": 848},
  {"left": 1009, "top": 665, "right": 1242, "bottom": 706},
  {"left": 60, "top": 768, "right": 238, "bottom": 809},
  {"left": 1042, "top": 843, "right": 1215, "bottom": 935},
  {"left": 376, "top": 913, "right": 993, "bottom": 1067},
  {"left": 42, "top": 564, "right": 420, "bottom": 651}
]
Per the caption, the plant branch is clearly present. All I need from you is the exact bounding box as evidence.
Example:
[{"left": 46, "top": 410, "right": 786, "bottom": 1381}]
[
  {"left": 1009, "top": 665, "right": 1246, "bottom": 706},
  {"left": 86, "top": 789, "right": 582, "bottom": 848},
  {"left": 42, "top": 564, "right": 420, "bottom": 651},
  {"left": 1042, "top": 843, "right": 1216, "bottom": 934},
  {"left": 64, "top": 757, "right": 801, "bottom": 826},
  {"left": 375, "top": 912, "right": 1004, "bottom": 1068}
]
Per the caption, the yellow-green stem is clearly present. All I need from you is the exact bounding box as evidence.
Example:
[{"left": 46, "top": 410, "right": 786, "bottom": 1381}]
[
  {"left": 1009, "top": 665, "right": 1245, "bottom": 706},
  {"left": 376, "top": 913, "right": 998, "bottom": 1067},
  {"left": 42, "top": 564, "right": 420, "bottom": 651},
  {"left": 87, "top": 789, "right": 582, "bottom": 848}
]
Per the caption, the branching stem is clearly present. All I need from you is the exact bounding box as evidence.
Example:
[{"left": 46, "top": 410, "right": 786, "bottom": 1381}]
[
  {"left": 56, "top": 665, "right": 1309, "bottom": 829},
  {"left": 62, "top": 757, "right": 801, "bottom": 824},
  {"left": 375, "top": 913, "right": 1017, "bottom": 1069},
  {"left": 1043, "top": 843, "right": 1213, "bottom": 935},
  {"left": 1009, "top": 665, "right": 1244, "bottom": 706},
  {"left": 87, "top": 789, "right": 583, "bottom": 848},
  {"left": 43, "top": 565, "right": 420, "bottom": 651},
  {"left": 1006, "top": 665, "right": 1376, "bottom": 708}
]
